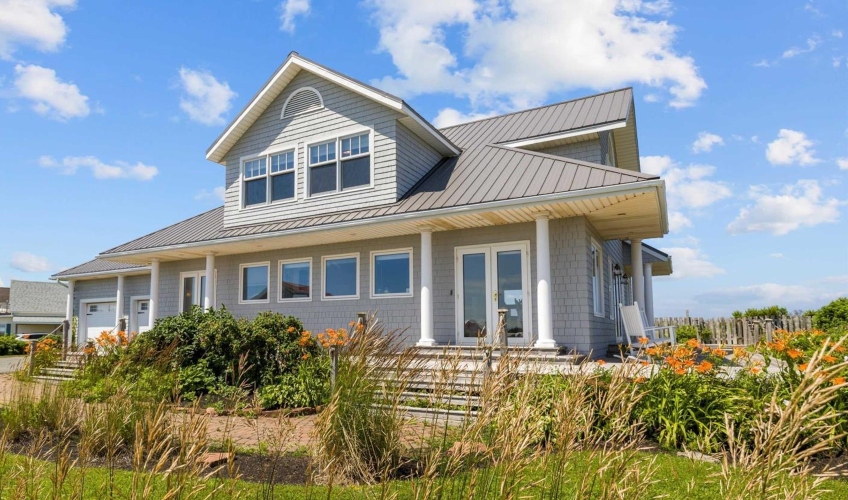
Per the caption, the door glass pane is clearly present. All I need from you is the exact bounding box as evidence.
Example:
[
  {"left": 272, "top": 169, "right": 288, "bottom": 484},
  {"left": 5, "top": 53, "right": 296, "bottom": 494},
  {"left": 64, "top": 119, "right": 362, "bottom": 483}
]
[
  {"left": 281, "top": 261, "right": 311, "bottom": 299},
  {"left": 462, "top": 253, "right": 487, "bottom": 338},
  {"left": 497, "top": 250, "right": 524, "bottom": 338},
  {"left": 182, "top": 276, "right": 195, "bottom": 313}
]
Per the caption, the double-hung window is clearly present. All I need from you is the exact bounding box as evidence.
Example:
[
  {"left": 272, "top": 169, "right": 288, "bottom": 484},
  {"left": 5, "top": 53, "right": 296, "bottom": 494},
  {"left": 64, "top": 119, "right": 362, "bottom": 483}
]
[
  {"left": 308, "top": 131, "right": 371, "bottom": 196},
  {"left": 242, "top": 149, "right": 296, "bottom": 207},
  {"left": 240, "top": 262, "right": 270, "bottom": 304},
  {"left": 279, "top": 258, "right": 311, "bottom": 301},
  {"left": 371, "top": 249, "right": 412, "bottom": 298},
  {"left": 590, "top": 242, "right": 604, "bottom": 317},
  {"left": 322, "top": 253, "right": 359, "bottom": 300}
]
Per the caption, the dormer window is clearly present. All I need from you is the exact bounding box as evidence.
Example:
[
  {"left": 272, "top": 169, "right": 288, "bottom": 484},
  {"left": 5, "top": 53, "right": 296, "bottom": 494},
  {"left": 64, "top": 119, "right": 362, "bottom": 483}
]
[
  {"left": 242, "top": 149, "right": 296, "bottom": 208},
  {"left": 308, "top": 131, "right": 371, "bottom": 196}
]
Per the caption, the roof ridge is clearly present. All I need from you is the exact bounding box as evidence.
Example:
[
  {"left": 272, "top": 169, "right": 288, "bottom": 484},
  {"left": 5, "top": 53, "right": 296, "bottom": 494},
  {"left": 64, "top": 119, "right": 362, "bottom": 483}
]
[
  {"left": 99, "top": 206, "right": 224, "bottom": 256},
  {"left": 486, "top": 144, "right": 656, "bottom": 180},
  {"left": 438, "top": 87, "right": 633, "bottom": 131}
]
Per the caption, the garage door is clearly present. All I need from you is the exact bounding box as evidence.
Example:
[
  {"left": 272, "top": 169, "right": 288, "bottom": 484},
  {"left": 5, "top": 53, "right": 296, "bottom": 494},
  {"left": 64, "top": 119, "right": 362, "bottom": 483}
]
[{"left": 84, "top": 302, "right": 116, "bottom": 344}]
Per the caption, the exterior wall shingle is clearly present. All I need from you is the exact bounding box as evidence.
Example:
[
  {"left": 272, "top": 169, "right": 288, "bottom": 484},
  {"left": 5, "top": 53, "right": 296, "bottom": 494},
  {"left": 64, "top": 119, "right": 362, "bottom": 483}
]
[
  {"left": 395, "top": 122, "right": 443, "bottom": 199},
  {"left": 526, "top": 138, "right": 603, "bottom": 164},
  {"left": 223, "top": 70, "right": 406, "bottom": 228}
]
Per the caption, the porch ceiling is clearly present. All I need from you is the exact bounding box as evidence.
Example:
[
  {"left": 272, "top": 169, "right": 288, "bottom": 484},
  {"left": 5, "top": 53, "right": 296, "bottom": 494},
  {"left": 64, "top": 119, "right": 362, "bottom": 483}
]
[{"left": 100, "top": 185, "right": 666, "bottom": 265}]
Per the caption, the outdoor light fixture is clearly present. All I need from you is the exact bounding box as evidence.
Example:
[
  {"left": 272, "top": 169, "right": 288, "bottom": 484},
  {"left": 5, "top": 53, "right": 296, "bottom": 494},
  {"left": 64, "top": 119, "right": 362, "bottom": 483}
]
[{"left": 613, "top": 263, "right": 622, "bottom": 277}]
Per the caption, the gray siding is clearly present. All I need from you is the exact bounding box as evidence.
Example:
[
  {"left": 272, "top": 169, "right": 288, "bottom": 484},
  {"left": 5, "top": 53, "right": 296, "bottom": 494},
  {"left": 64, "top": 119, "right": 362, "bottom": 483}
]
[
  {"left": 395, "top": 122, "right": 443, "bottom": 199},
  {"left": 223, "top": 70, "right": 404, "bottom": 228},
  {"left": 526, "top": 138, "right": 603, "bottom": 164},
  {"left": 73, "top": 275, "right": 152, "bottom": 323}
]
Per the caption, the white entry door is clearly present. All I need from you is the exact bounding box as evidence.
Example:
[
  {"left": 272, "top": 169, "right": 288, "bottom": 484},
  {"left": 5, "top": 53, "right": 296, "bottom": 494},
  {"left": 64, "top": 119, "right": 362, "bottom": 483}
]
[
  {"left": 455, "top": 242, "right": 531, "bottom": 345},
  {"left": 83, "top": 302, "right": 116, "bottom": 344},
  {"left": 134, "top": 300, "right": 150, "bottom": 333}
]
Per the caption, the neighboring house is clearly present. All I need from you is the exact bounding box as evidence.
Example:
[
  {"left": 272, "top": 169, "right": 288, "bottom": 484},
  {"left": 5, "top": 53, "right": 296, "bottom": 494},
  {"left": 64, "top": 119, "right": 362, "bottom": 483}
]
[
  {"left": 7, "top": 280, "right": 67, "bottom": 335},
  {"left": 52, "top": 53, "right": 672, "bottom": 354},
  {"left": 0, "top": 287, "right": 11, "bottom": 335}
]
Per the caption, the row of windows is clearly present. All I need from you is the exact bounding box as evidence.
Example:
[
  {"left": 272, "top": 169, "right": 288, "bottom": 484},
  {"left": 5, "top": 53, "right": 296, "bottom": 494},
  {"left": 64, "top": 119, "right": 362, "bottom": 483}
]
[
  {"left": 238, "top": 249, "right": 412, "bottom": 304},
  {"left": 241, "top": 131, "right": 372, "bottom": 208}
]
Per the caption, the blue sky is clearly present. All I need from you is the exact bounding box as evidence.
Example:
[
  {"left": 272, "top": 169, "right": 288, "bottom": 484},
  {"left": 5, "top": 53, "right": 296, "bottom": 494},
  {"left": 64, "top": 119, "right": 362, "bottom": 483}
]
[{"left": 1, "top": 0, "right": 846, "bottom": 316}]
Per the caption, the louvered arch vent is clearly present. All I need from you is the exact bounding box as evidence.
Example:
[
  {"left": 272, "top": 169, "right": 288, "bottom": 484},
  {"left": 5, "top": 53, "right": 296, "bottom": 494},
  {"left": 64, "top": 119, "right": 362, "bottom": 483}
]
[{"left": 281, "top": 87, "right": 323, "bottom": 118}]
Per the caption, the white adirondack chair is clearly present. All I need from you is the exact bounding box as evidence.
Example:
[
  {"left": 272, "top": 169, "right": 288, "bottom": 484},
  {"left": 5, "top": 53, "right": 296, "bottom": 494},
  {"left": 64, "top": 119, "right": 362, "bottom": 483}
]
[{"left": 618, "top": 302, "right": 676, "bottom": 357}]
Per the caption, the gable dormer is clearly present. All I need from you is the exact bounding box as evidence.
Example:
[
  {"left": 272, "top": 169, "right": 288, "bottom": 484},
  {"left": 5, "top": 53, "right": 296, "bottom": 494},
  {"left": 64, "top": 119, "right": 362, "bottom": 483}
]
[{"left": 208, "top": 53, "right": 458, "bottom": 229}]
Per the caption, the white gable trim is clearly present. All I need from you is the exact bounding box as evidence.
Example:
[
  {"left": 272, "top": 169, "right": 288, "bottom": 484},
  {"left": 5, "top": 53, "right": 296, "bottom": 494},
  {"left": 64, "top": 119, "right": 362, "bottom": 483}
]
[
  {"left": 206, "top": 53, "right": 459, "bottom": 164},
  {"left": 498, "top": 121, "right": 628, "bottom": 149}
]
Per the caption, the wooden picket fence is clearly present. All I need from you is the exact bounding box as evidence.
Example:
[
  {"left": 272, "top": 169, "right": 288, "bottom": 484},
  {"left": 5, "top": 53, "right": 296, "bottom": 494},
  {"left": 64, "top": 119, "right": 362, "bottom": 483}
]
[{"left": 653, "top": 315, "right": 813, "bottom": 346}]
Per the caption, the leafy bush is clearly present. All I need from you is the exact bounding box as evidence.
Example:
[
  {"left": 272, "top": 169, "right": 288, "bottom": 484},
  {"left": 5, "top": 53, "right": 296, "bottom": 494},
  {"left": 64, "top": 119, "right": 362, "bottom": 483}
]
[
  {"left": 0, "top": 336, "right": 26, "bottom": 355},
  {"left": 732, "top": 306, "right": 788, "bottom": 319},
  {"left": 259, "top": 356, "right": 330, "bottom": 409},
  {"left": 813, "top": 297, "right": 848, "bottom": 332}
]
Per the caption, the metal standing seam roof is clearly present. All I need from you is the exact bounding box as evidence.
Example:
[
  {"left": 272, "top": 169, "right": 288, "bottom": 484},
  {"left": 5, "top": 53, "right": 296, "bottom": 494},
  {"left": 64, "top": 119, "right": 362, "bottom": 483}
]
[
  {"left": 440, "top": 88, "right": 632, "bottom": 150},
  {"left": 52, "top": 258, "right": 148, "bottom": 278},
  {"left": 9, "top": 280, "right": 68, "bottom": 316},
  {"left": 96, "top": 146, "right": 657, "bottom": 256}
]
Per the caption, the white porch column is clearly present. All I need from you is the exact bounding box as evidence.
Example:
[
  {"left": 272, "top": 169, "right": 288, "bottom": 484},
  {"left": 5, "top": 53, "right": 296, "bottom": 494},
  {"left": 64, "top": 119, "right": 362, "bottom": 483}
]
[
  {"left": 534, "top": 213, "right": 556, "bottom": 348},
  {"left": 115, "top": 275, "right": 125, "bottom": 326},
  {"left": 644, "top": 263, "right": 654, "bottom": 325},
  {"left": 417, "top": 228, "right": 437, "bottom": 346},
  {"left": 631, "top": 238, "right": 645, "bottom": 312},
  {"left": 204, "top": 252, "right": 215, "bottom": 310},
  {"left": 65, "top": 280, "right": 74, "bottom": 321},
  {"left": 149, "top": 259, "right": 160, "bottom": 323}
]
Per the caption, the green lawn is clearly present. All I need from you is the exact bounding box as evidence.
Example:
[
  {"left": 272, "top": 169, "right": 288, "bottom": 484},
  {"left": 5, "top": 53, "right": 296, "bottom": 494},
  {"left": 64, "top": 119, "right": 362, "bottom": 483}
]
[{"left": 1, "top": 451, "right": 846, "bottom": 499}]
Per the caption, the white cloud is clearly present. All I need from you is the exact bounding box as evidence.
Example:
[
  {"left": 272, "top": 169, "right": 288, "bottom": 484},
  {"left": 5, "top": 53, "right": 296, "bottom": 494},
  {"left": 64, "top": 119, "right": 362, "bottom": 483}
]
[
  {"left": 13, "top": 64, "right": 90, "bottom": 120},
  {"left": 39, "top": 155, "right": 158, "bottom": 180},
  {"left": 782, "top": 35, "right": 821, "bottom": 59},
  {"left": 641, "top": 155, "right": 732, "bottom": 210},
  {"left": 643, "top": 93, "right": 661, "bottom": 103},
  {"left": 695, "top": 283, "right": 843, "bottom": 312},
  {"left": 668, "top": 211, "right": 692, "bottom": 232},
  {"left": 195, "top": 186, "right": 226, "bottom": 202},
  {"left": 833, "top": 30, "right": 844, "bottom": 39},
  {"left": 177, "top": 67, "right": 236, "bottom": 126},
  {"left": 659, "top": 246, "right": 725, "bottom": 279},
  {"left": 10, "top": 252, "right": 51, "bottom": 273},
  {"left": 0, "top": 0, "right": 76, "bottom": 59},
  {"left": 368, "top": 0, "right": 706, "bottom": 112},
  {"left": 727, "top": 180, "right": 842, "bottom": 236},
  {"left": 768, "top": 253, "right": 785, "bottom": 259},
  {"left": 279, "top": 0, "right": 310, "bottom": 33},
  {"left": 691, "top": 131, "right": 724, "bottom": 153},
  {"left": 754, "top": 59, "right": 771, "bottom": 68},
  {"left": 432, "top": 107, "right": 498, "bottom": 128},
  {"left": 837, "top": 158, "right": 848, "bottom": 170},
  {"left": 765, "top": 129, "right": 820, "bottom": 166}
]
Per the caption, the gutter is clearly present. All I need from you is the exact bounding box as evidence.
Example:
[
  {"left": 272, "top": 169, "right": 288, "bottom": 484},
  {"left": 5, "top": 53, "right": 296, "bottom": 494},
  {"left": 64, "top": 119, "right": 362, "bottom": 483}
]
[
  {"left": 97, "top": 179, "right": 668, "bottom": 261},
  {"left": 52, "top": 266, "right": 152, "bottom": 281}
]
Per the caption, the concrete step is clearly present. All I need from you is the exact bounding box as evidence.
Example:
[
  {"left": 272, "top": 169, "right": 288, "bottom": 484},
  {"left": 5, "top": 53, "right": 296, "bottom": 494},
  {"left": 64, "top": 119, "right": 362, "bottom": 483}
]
[
  {"left": 54, "top": 360, "right": 84, "bottom": 370},
  {"left": 32, "top": 376, "right": 68, "bottom": 383},
  {"left": 39, "top": 367, "right": 76, "bottom": 378},
  {"left": 398, "top": 391, "right": 480, "bottom": 408}
]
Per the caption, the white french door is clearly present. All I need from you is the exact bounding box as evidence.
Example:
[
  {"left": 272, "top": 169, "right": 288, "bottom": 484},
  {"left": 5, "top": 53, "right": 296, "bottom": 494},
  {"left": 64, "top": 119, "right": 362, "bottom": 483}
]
[{"left": 455, "top": 241, "right": 531, "bottom": 345}]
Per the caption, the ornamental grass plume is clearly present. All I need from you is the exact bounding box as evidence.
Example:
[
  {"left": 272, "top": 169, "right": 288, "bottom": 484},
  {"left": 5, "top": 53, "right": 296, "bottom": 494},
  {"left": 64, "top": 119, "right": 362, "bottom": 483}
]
[{"left": 719, "top": 336, "right": 848, "bottom": 500}]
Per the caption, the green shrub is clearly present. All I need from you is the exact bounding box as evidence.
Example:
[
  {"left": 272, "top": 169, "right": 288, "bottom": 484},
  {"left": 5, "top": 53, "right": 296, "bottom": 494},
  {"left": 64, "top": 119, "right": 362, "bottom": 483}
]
[
  {"left": 0, "top": 336, "right": 26, "bottom": 355},
  {"left": 813, "top": 297, "right": 848, "bottom": 332},
  {"left": 732, "top": 306, "right": 789, "bottom": 319},
  {"left": 258, "top": 356, "right": 330, "bottom": 409},
  {"left": 675, "top": 325, "right": 698, "bottom": 343}
]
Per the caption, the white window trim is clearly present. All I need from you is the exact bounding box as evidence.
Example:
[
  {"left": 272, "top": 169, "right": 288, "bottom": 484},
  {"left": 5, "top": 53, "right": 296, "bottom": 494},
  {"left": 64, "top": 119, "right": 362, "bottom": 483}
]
[
  {"left": 590, "top": 240, "right": 604, "bottom": 317},
  {"left": 280, "top": 86, "right": 324, "bottom": 119},
  {"left": 239, "top": 143, "right": 299, "bottom": 210},
  {"left": 321, "top": 253, "right": 360, "bottom": 301},
  {"left": 179, "top": 270, "right": 217, "bottom": 311},
  {"left": 608, "top": 258, "right": 616, "bottom": 320},
  {"left": 278, "top": 257, "right": 313, "bottom": 303},
  {"left": 239, "top": 262, "right": 271, "bottom": 304},
  {"left": 305, "top": 127, "right": 375, "bottom": 199},
  {"left": 370, "top": 248, "right": 414, "bottom": 299}
]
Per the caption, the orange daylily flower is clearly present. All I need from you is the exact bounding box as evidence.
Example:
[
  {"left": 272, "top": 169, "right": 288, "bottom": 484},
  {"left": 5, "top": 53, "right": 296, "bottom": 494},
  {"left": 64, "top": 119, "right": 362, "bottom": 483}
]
[
  {"left": 634, "top": 376, "right": 647, "bottom": 384},
  {"left": 787, "top": 349, "right": 803, "bottom": 360},
  {"left": 832, "top": 377, "right": 846, "bottom": 386},
  {"left": 798, "top": 363, "right": 808, "bottom": 372},
  {"left": 638, "top": 337, "right": 649, "bottom": 345},
  {"left": 750, "top": 366, "right": 762, "bottom": 374},
  {"left": 695, "top": 360, "right": 713, "bottom": 373},
  {"left": 823, "top": 355, "right": 836, "bottom": 364},
  {"left": 597, "top": 359, "right": 607, "bottom": 366}
]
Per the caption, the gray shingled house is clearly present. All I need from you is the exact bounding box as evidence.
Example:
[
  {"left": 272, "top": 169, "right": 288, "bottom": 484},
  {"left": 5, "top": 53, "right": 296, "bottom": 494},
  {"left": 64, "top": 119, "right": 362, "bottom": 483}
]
[
  {"left": 52, "top": 53, "right": 672, "bottom": 354},
  {"left": 7, "top": 280, "right": 67, "bottom": 336}
]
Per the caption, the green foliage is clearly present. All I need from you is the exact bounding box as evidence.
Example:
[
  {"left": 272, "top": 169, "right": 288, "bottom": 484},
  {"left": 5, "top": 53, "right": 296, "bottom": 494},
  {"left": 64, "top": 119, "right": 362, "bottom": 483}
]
[
  {"left": 0, "top": 336, "right": 26, "bottom": 355},
  {"left": 675, "top": 324, "right": 698, "bottom": 343},
  {"left": 259, "top": 356, "right": 330, "bottom": 409},
  {"left": 732, "top": 305, "right": 789, "bottom": 319},
  {"left": 813, "top": 297, "right": 848, "bottom": 332}
]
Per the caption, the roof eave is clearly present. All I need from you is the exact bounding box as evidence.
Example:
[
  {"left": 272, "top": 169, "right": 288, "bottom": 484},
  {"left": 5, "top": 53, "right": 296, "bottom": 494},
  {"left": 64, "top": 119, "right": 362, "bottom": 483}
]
[
  {"left": 52, "top": 266, "right": 152, "bottom": 281},
  {"left": 97, "top": 179, "right": 667, "bottom": 261}
]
